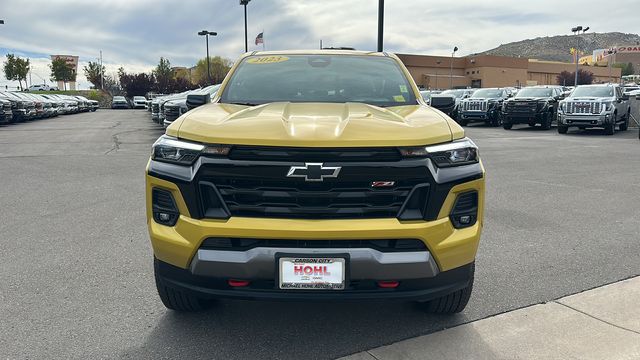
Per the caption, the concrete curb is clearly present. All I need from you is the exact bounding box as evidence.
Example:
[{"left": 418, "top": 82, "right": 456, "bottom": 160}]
[{"left": 340, "top": 276, "right": 640, "bottom": 360}]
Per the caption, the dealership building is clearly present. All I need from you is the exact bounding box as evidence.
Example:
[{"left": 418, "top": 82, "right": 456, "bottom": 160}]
[{"left": 397, "top": 53, "right": 621, "bottom": 89}]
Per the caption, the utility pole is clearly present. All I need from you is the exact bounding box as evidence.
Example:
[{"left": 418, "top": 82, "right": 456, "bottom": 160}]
[
  {"left": 450, "top": 46, "right": 458, "bottom": 89},
  {"left": 377, "top": 0, "right": 384, "bottom": 52}
]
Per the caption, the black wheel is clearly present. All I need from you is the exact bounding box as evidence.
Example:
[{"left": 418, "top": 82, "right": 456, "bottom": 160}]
[
  {"left": 558, "top": 125, "right": 568, "bottom": 134},
  {"left": 541, "top": 112, "right": 552, "bottom": 130},
  {"left": 490, "top": 113, "right": 502, "bottom": 127},
  {"left": 154, "top": 258, "right": 212, "bottom": 312},
  {"left": 458, "top": 118, "right": 468, "bottom": 126},
  {"left": 605, "top": 113, "right": 616, "bottom": 135},
  {"left": 503, "top": 122, "right": 513, "bottom": 130},
  {"left": 619, "top": 112, "right": 629, "bottom": 131},
  {"left": 528, "top": 123, "right": 536, "bottom": 127},
  {"left": 421, "top": 264, "right": 474, "bottom": 314}
]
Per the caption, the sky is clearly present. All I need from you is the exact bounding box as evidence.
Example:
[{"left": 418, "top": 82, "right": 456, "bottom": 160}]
[{"left": 1, "top": 0, "right": 638, "bottom": 89}]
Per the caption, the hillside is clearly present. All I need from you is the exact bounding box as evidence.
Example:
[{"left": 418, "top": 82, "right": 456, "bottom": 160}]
[{"left": 479, "top": 32, "right": 640, "bottom": 62}]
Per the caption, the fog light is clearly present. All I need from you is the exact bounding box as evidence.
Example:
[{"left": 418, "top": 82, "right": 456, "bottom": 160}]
[
  {"left": 591, "top": 121, "right": 597, "bottom": 124},
  {"left": 158, "top": 213, "right": 171, "bottom": 222},
  {"left": 459, "top": 215, "right": 472, "bottom": 225}
]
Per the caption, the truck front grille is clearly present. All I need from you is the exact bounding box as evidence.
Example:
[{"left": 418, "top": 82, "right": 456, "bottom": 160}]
[
  {"left": 164, "top": 105, "right": 181, "bottom": 120},
  {"left": 566, "top": 102, "right": 601, "bottom": 114},
  {"left": 463, "top": 100, "right": 487, "bottom": 111},
  {"left": 214, "top": 179, "right": 414, "bottom": 219},
  {"left": 505, "top": 101, "right": 537, "bottom": 114}
]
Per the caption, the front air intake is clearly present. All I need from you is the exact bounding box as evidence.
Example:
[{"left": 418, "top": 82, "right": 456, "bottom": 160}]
[
  {"left": 449, "top": 191, "right": 478, "bottom": 229},
  {"left": 152, "top": 188, "right": 179, "bottom": 226}
]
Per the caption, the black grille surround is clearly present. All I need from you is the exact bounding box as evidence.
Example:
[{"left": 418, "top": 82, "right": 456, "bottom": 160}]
[
  {"left": 200, "top": 237, "right": 428, "bottom": 252},
  {"left": 149, "top": 147, "right": 484, "bottom": 222}
]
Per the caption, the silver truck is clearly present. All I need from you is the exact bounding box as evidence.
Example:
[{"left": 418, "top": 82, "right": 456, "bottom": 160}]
[{"left": 557, "top": 84, "right": 630, "bottom": 135}]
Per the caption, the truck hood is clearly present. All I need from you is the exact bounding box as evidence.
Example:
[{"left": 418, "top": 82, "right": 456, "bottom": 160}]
[{"left": 170, "top": 102, "right": 460, "bottom": 147}]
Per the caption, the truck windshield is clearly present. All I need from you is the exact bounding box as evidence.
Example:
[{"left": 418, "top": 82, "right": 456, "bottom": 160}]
[
  {"left": 471, "top": 89, "right": 502, "bottom": 98},
  {"left": 516, "top": 88, "right": 553, "bottom": 98},
  {"left": 441, "top": 89, "right": 466, "bottom": 98},
  {"left": 571, "top": 87, "right": 614, "bottom": 97},
  {"left": 219, "top": 55, "right": 417, "bottom": 107}
]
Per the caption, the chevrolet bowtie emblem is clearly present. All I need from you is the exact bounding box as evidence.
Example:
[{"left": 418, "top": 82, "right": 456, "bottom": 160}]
[{"left": 286, "top": 163, "right": 341, "bottom": 182}]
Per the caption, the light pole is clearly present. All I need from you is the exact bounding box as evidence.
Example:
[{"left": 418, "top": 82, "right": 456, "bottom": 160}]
[
  {"left": 435, "top": 60, "right": 441, "bottom": 89},
  {"left": 571, "top": 26, "right": 589, "bottom": 86},
  {"left": 450, "top": 46, "right": 458, "bottom": 89},
  {"left": 240, "top": 0, "right": 251, "bottom": 52},
  {"left": 99, "top": 50, "right": 104, "bottom": 90},
  {"left": 377, "top": 0, "right": 384, "bottom": 52},
  {"left": 198, "top": 30, "right": 217, "bottom": 84}
]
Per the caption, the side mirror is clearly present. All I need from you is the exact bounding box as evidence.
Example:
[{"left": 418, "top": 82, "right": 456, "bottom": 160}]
[
  {"left": 621, "top": 94, "right": 629, "bottom": 101},
  {"left": 186, "top": 93, "right": 211, "bottom": 110}
]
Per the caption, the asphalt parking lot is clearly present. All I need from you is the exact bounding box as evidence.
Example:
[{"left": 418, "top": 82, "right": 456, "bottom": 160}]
[{"left": 1, "top": 110, "right": 639, "bottom": 359}]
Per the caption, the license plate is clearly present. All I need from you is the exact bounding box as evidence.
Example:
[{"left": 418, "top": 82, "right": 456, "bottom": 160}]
[{"left": 279, "top": 257, "right": 345, "bottom": 290}]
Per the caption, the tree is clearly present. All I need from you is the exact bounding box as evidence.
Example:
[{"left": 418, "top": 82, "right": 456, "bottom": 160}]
[
  {"left": 83, "top": 61, "right": 105, "bottom": 89},
  {"left": 193, "top": 56, "right": 232, "bottom": 86},
  {"left": 49, "top": 58, "right": 76, "bottom": 90},
  {"left": 153, "top": 57, "right": 173, "bottom": 93},
  {"left": 167, "top": 76, "right": 196, "bottom": 93},
  {"left": 3, "top": 54, "right": 30, "bottom": 90},
  {"left": 613, "top": 63, "right": 635, "bottom": 76},
  {"left": 556, "top": 69, "right": 594, "bottom": 86},
  {"left": 119, "top": 72, "right": 156, "bottom": 97},
  {"left": 556, "top": 71, "right": 573, "bottom": 86}
]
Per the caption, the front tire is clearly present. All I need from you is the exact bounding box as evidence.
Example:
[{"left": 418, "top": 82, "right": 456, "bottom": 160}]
[
  {"left": 541, "top": 112, "right": 552, "bottom": 130},
  {"left": 619, "top": 112, "right": 629, "bottom": 131},
  {"left": 422, "top": 264, "right": 474, "bottom": 314},
  {"left": 154, "top": 258, "right": 212, "bottom": 312},
  {"left": 503, "top": 122, "right": 513, "bottom": 130},
  {"left": 558, "top": 125, "right": 568, "bottom": 134},
  {"left": 458, "top": 118, "right": 468, "bottom": 126},
  {"left": 605, "top": 114, "right": 616, "bottom": 135}
]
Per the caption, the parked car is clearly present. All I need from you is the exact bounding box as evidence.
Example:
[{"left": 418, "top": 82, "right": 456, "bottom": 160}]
[
  {"left": 557, "top": 84, "right": 630, "bottom": 135},
  {"left": 502, "top": 86, "right": 564, "bottom": 130},
  {"left": 132, "top": 96, "right": 147, "bottom": 109},
  {"left": 147, "top": 50, "right": 484, "bottom": 313},
  {"left": 0, "top": 98, "right": 13, "bottom": 124},
  {"left": 435, "top": 89, "right": 476, "bottom": 120},
  {"left": 459, "top": 87, "right": 510, "bottom": 126},
  {"left": 14, "top": 92, "right": 44, "bottom": 119},
  {"left": 419, "top": 90, "right": 442, "bottom": 105},
  {"left": 163, "top": 85, "right": 222, "bottom": 128},
  {"left": 27, "top": 84, "right": 52, "bottom": 92},
  {"left": 111, "top": 96, "right": 129, "bottom": 109},
  {"left": 0, "top": 91, "right": 27, "bottom": 122}
]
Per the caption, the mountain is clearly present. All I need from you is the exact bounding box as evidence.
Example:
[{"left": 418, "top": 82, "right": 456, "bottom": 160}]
[{"left": 479, "top": 32, "right": 640, "bottom": 62}]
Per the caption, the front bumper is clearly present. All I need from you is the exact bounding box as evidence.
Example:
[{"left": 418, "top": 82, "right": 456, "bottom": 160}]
[
  {"left": 460, "top": 109, "right": 497, "bottom": 121},
  {"left": 558, "top": 113, "right": 611, "bottom": 126},
  {"left": 156, "top": 258, "right": 474, "bottom": 301}
]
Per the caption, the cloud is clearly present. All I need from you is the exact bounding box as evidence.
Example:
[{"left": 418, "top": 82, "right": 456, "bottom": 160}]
[{"left": 1, "top": 0, "right": 638, "bottom": 89}]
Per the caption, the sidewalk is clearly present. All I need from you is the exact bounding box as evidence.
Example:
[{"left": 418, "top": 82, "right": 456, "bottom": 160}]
[{"left": 341, "top": 276, "right": 640, "bottom": 360}]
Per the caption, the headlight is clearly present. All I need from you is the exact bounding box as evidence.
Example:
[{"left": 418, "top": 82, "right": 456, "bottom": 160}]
[
  {"left": 152, "top": 135, "right": 230, "bottom": 165},
  {"left": 601, "top": 101, "right": 613, "bottom": 111},
  {"left": 399, "top": 137, "right": 479, "bottom": 167},
  {"left": 559, "top": 103, "right": 566, "bottom": 112}
]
